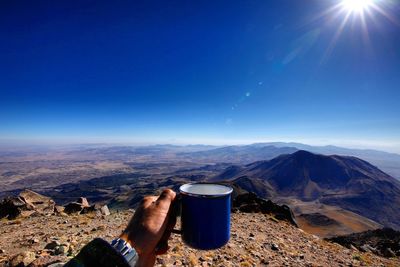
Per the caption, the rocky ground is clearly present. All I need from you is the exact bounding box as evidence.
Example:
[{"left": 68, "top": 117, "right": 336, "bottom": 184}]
[{"left": 0, "top": 211, "right": 399, "bottom": 267}]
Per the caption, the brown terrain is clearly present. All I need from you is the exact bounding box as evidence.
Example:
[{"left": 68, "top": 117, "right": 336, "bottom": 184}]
[
  {"left": 1, "top": 205, "right": 399, "bottom": 267},
  {"left": 282, "top": 199, "right": 382, "bottom": 238}
]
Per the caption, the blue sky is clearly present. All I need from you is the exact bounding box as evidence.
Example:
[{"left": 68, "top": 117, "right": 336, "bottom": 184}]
[{"left": 1, "top": 0, "right": 400, "bottom": 152}]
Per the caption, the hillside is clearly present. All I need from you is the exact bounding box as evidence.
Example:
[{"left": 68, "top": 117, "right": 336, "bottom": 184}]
[
  {"left": 1, "top": 210, "right": 399, "bottom": 267},
  {"left": 212, "top": 150, "right": 400, "bottom": 230}
]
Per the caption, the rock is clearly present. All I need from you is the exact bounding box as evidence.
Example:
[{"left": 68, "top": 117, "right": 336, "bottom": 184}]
[
  {"left": 232, "top": 192, "right": 298, "bottom": 227},
  {"left": 271, "top": 243, "right": 279, "bottom": 251},
  {"left": 80, "top": 205, "right": 96, "bottom": 214},
  {"left": 76, "top": 197, "right": 90, "bottom": 207},
  {"left": 54, "top": 244, "right": 69, "bottom": 256},
  {"left": 327, "top": 227, "right": 400, "bottom": 258},
  {"left": 0, "top": 190, "right": 55, "bottom": 220},
  {"left": 44, "top": 241, "right": 61, "bottom": 250},
  {"left": 54, "top": 206, "right": 65, "bottom": 214},
  {"left": 19, "top": 190, "right": 55, "bottom": 215},
  {"left": 360, "top": 244, "right": 373, "bottom": 253},
  {"left": 350, "top": 245, "right": 358, "bottom": 251},
  {"left": 100, "top": 205, "right": 110, "bottom": 216},
  {"left": 10, "top": 251, "right": 36, "bottom": 267},
  {"left": 63, "top": 203, "right": 84, "bottom": 214},
  {"left": 383, "top": 247, "right": 396, "bottom": 258},
  {"left": 0, "top": 197, "right": 27, "bottom": 220},
  {"left": 63, "top": 197, "right": 92, "bottom": 214},
  {"left": 239, "top": 203, "right": 261, "bottom": 213}
]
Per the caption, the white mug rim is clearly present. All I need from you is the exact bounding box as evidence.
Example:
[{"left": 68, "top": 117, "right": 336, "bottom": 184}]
[{"left": 179, "top": 183, "right": 233, "bottom": 197}]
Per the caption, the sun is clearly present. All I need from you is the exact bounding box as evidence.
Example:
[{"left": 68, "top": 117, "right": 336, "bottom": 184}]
[
  {"left": 341, "top": 0, "right": 374, "bottom": 13},
  {"left": 310, "top": 0, "right": 399, "bottom": 61}
]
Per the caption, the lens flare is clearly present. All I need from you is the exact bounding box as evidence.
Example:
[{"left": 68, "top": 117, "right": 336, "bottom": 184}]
[
  {"left": 308, "top": 0, "right": 400, "bottom": 62},
  {"left": 341, "top": 0, "right": 373, "bottom": 13}
]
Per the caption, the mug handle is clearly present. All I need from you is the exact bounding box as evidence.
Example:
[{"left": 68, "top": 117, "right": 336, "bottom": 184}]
[{"left": 171, "top": 193, "right": 182, "bottom": 235}]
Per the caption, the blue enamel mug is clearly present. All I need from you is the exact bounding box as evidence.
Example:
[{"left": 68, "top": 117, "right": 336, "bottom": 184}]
[{"left": 179, "top": 183, "right": 233, "bottom": 250}]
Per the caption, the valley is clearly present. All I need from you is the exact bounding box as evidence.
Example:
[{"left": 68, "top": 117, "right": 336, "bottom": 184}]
[{"left": 1, "top": 143, "right": 400, "bottom": 239}]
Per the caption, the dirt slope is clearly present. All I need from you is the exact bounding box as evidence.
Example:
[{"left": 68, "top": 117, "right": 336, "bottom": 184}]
[{"left": 0, "top": 211, "right": 399, "bottom": 267}]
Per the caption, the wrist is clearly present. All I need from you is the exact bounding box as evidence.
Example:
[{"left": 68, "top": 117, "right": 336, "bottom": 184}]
[
  {"left": 119, "top": 232, "right": 153, "bottom": 267},
  {"left": 119, "top": 232, "right": 141, "bottom": 253},
  {"left": 111, "top": 236, "right": 139, "bottom": 267}
]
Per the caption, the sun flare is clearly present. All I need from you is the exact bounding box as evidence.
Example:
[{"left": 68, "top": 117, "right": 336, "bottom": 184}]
[
  {"left": 341, "top": 0, "right": 374, "bottom": 13},
  {"left": 312, "top": 0, "right": 400, "bottom": 61}
]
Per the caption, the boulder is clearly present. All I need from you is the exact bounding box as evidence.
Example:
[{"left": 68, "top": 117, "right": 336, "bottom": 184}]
[
  {"left": 63, "top": 203, "right": 84, "bottom": 214},
  {"left": 0, "top": 190, "right": 55, "bottom": 220},
  {"left": 0, "top": 197, "right": 27, "bottom": 219},
  {"left": 100, "top": 205, "right": 110, "bottom": 216},
  {"left": 19, "top": 190, "right": 55, "bottom": 215},
  {"left": 54, "top": 244, "right": 69, "bottom": 256},
  {"left": 63, "top": 197, "right": 92, "bottom": 214},
  {"left": 76, "top": 197, "right": 90, "bottom": 207},
  {"left": 80, "top": 204, "right": 110, "bottom": 216}
]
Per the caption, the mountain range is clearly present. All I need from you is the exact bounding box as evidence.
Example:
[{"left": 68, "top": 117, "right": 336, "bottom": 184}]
[
  {"left": 180, "top": 142, "right": 400, "bottom": 179},
  {"left": 210, "top": 150, "right": 400, "bottom": 231}
]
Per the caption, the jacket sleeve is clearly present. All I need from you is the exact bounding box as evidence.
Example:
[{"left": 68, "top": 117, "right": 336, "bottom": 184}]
[{"left": 64, "top": 238, "right": 131, "bottom": 267}]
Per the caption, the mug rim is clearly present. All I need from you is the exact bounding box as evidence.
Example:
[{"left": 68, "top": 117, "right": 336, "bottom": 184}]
[{"left": 179, "top": 182, "right": 233, "bottom": 198}]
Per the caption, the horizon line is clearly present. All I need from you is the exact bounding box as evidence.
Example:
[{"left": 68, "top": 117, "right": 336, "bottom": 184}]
[{"left": 1, "top": 138, "right": 400, "bottom": 155}]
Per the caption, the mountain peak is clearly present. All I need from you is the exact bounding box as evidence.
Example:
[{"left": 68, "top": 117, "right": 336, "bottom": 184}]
[
  {"left": 214, "top": 151, "right": 400, "bottom": 230},
  {"left": 291, "top": 150, "right": 320, "bottom": 158},
  {"left": 292, "top": 149, "right": 314, "bottom": 155}
]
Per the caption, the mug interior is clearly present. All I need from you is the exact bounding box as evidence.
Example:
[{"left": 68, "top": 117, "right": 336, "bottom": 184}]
[{"left": 180, "top": 183, "right": 233, "bottom": 196}]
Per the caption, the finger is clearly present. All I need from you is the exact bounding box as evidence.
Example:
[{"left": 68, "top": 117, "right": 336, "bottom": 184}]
[
  {"left": 155, "top": 197, "right": 178, "bottom": 255},
  {"left": 155, "top": 189, "right": 176, "bottom": 210},
  {"left": 155, "top": 230, "right": 172, "bottom": 255},
  {"left": 141, "top": 196, "right": 158, "bottom": 208}
]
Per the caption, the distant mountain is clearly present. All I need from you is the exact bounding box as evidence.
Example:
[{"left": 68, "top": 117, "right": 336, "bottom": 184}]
[
  {"left": 180, "top": 142, "right": 400, "bottom": 179},
  {"left": 262, "top": 142, "right": 400, "bottom": 179},
  {"left": 211, "top": 150, "right": 400, "bottom": 230},
  {"left": 178, "top": 145, "right": 298, "bottom": 163}
]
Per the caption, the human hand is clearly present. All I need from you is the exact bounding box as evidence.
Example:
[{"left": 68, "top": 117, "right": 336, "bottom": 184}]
[{"left": 120, "top": 189, "right": 177, "bottom": 267}]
